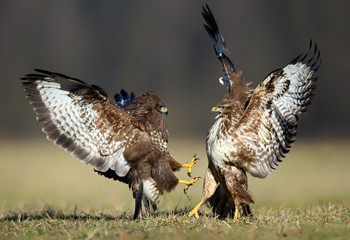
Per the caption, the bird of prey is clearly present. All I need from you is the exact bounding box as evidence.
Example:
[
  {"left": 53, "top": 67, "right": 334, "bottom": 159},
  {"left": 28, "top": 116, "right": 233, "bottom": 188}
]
[
  {"left": 21, "top": 69, "right": 199, "bottom": 219},
  {"left": 189, "top": 5, "right": 320, "bottom": 221}
]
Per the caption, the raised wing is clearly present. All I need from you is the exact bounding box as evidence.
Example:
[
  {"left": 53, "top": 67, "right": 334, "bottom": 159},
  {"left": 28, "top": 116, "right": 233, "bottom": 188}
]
[
  {"left": 202, "top": 4, "right": 251, "bottom": 105},
  {"left": 202, "top": 5, "right": 235, "bottom": 88},
  {"left": 21, "top": 69, "right": 149, "bottom": 176},
  {"left": 235, "top": 42, "right": 320, "bottom": 178}
]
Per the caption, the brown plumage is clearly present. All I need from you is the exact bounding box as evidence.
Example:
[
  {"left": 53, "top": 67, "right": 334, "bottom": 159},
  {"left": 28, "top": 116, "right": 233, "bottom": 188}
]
[
  {"left": 189, "top": 5, "right": 320, "bottom": 221},
  {"left": 21, "top": 69, "right": 195, "bottom": 219}
]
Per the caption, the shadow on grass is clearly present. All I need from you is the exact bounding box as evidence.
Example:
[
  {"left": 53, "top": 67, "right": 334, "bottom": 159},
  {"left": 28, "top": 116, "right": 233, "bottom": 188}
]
[
  {"left": 0, "top": 205, "right": 203, "bottom": 222},
  {"left": 0, "top": 204, "right": 129, "bottom": 222}
]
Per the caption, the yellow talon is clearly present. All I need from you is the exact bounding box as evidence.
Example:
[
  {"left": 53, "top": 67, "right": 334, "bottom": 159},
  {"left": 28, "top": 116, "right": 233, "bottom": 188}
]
[
  {"left": 189, "top": 201, "right": 203, "bottom": 219},
  {"left": 182, "top": 154, "right": 199, "bottom": 177},
  {"left": 179, "top": 177, "right": 201, "bottom": 193}
]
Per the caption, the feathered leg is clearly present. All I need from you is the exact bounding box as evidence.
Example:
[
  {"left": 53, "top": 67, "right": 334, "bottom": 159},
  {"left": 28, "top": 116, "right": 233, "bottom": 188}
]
[
  {"left": 210, "top": 184, "right": 236, "bottom": 219},
  {"left": 189, "top": 168, "right": 218, "bottom": 218},
  {"left": 223, "top": 166, "right": 254, "bottom": 222}
]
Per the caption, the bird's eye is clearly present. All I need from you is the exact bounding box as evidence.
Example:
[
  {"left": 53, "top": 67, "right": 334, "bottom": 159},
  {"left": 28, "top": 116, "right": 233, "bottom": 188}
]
[{"left": 158, "top": 105, "right": 168, "bottom": 114}]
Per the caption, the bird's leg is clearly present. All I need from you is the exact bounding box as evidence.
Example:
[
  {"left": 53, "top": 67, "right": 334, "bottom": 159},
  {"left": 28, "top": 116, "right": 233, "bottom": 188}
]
[
  {"left": 178, "top": 177, "right": 201, "bottom": 193},
  {"left": 133, "top": 184, "right": 143, "bottom": 220},
  {"left": 233, "top": 207, "right": 240, "bottom": 222},
  {"left": 188, "top": 201, "right": 204, "bottom": 219},
  {"left": 188, "top": 168, "right": 219, "bottom": 219},
  {"left": 182, "top": 155, "right": 199, "bottom": 177},
  {"left": 241, "top": 203, "right": 253, "bottom": 217},
  {"left": 151, "top": 201, "right": 158, "bottom": 214},
  {"left": 143, "top": 198, "right": 158, "bottom": 216},
  {"left": 142, "top": 197, "right": 151, "bottom": 216}
]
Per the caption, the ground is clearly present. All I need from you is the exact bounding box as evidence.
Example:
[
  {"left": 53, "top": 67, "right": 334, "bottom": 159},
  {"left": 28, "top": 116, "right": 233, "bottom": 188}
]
[{"left": 0, "top": 139, "right": 349, "bottom": 239}]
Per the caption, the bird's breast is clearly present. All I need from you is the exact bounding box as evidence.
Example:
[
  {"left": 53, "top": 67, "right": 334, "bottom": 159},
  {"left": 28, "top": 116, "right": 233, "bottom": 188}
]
[
  {"left": 207, "top": 118, "right": 243, "bottom": 171},
  {"left": 207, "top": 119, "right": 227, "bottom": 170}
]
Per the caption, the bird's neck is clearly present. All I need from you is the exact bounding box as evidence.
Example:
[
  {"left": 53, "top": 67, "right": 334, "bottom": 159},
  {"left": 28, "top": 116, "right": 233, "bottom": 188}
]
[{"left": 146, "top": 115, "right": 168, "bottom": 142}]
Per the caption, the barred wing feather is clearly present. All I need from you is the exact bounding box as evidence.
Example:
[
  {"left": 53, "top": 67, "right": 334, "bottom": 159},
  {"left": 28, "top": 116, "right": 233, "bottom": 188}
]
[
  {"left": 21, "top": 69, "right": 147, "bottom": 176},
  {"left": 235, "top": 43, "right": 320, "bottom": 178}
]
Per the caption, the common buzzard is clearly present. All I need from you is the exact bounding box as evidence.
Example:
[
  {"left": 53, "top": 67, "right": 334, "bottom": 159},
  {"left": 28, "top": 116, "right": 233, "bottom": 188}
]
[
  {"left": 189, "top": 5, "right": 320, "bottom": 221},
  {"left": 21, "top": 69, "right": 199, "bottom": 219}
]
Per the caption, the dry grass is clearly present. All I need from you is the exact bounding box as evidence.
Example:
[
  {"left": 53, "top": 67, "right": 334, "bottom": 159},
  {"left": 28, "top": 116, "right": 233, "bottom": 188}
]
[{"left": 0, "top": 139, "right": 350, "bottom": 239}]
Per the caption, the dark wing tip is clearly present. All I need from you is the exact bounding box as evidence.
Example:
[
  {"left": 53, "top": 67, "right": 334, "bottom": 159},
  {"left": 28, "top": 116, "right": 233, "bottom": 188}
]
[
  {"left": 21, "top": 69, "right": 86, "bottom": 85},
  {"left": 201, "top": 4, "right": 220, "bottom": 40},
  {"left": 289, "top": 40, "right": 321, "bottom": 72},
  {"left": 21, "top": 69, "right": 53, "bottom": 81}
]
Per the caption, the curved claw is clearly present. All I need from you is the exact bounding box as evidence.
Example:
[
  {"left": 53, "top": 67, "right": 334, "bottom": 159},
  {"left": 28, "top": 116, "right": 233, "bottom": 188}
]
[
  {"left": 188, "top": 209, "right": 199, "bottom": 219},
  {"left": 179, "top": 177, "right": 201, "bottom": 193},
  {"left": 188, "top": 201, "right": 203, "bottom": 219},
  {"left": 183, "top": 154, "right": 200, "bottom": 177}
]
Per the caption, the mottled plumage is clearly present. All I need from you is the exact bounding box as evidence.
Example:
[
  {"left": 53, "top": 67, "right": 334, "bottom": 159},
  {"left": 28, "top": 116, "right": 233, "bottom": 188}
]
[
  {"left": 21, "top": 69, "right": 194, "bottom": 219},
  {"left": 189, "top": 5, "right": 320, "bottom": 221}
]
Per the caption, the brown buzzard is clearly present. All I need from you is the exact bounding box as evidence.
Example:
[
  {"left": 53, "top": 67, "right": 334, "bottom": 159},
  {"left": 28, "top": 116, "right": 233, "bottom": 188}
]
[
  {"left": 21, "top": 69, "right": 199, "bottom": 219},
  {"left": 189, "top": 5, "right": 320, "bottom": 221}
]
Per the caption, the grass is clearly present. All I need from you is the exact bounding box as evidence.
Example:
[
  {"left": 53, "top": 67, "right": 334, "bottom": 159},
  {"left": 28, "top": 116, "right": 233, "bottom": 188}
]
[
  {"left": 1, "top": 203, "right": 349, "bottom": 239},
  {"left": 0, "top": 139, "right": 350, "bottom": 239}
]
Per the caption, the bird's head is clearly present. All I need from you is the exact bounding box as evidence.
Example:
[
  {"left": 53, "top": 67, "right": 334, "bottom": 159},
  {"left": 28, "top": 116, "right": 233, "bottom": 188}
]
[
  {"left": 211, "top": 98, "right": 241, "bottom": 120},
  {"left": 149, "top": 94, "right": 168, "bottom": 116},
  {"left": 211, "top": 105, "right": 231, "bottom": 119},
  {"left": 129, "top": 92, "right": 168, "bottom": 120}
]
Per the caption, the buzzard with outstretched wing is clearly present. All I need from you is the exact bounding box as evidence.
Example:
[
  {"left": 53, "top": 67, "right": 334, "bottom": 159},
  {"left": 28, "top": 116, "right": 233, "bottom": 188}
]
[
  {"left": 189, "top": 5, "right": 320, "bottom": 221},
  {"left": 21, "top": 69, "right": 199, "bottom": 219}
]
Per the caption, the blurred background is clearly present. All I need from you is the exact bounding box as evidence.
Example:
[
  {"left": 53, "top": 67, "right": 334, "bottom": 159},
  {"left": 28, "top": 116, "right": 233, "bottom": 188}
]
[
  {"left": 1, "top": 0, "right": 350, "bottom": 139},
  {"left": 0, "top": 0, "right": 349, "bottom": 214}
]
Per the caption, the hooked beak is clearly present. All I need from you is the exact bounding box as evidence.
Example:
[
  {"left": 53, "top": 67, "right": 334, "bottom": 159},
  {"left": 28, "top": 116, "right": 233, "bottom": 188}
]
[
  {"left": 210, "top": 106, "right": 220, "bottom": 113},
  {"left": 160, "top": 106, "right": 168, "bottom": 115},
  {"left": 210, "top": 106, "right": 221, "bottom": 119}
]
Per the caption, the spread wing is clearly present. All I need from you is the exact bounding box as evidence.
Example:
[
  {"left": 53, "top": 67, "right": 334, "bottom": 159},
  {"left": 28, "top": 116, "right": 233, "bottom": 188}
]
[
  {"left": 234, "top": 42, "right": 320, "bottom": 178},
  {"left": 21, "top": 69, "right": 149, "bottom": 177}
]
